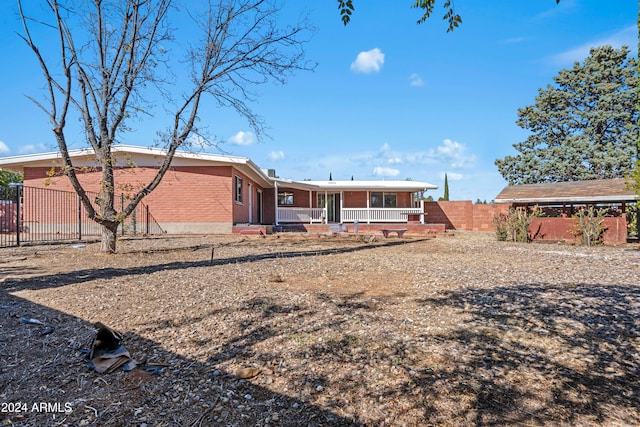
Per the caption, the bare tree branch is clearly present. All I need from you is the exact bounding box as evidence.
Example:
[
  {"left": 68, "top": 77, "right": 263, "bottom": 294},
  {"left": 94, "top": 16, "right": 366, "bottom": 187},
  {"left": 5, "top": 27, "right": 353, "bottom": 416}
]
[{"left": 18, "top": 0, "right": 314, "bottom": 252}]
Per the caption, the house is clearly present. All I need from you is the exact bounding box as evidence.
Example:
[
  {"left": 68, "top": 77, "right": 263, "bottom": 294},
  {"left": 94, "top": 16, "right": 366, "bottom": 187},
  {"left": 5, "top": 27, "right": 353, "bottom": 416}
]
[{"left": 0, "top": 145, "right": 439, "bottom": 235}]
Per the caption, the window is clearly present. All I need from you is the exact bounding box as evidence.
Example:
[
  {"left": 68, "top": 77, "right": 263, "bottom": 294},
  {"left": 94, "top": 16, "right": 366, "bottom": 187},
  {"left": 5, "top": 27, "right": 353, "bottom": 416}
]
[
  {"left": 234, "top": 175, "right": 243, "bottom": 203},
  {"left": 278, "top": 192, "right": 294, "bottom": 205},
  {"left": 317, "top": 193, "right": 326, "bottom": 208},
  {"left": 370, "top": 192, "right": 396, "bottom": 208}
]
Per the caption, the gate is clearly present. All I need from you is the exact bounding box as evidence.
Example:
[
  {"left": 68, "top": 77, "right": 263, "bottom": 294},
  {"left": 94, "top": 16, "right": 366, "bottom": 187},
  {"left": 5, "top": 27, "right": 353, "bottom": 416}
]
[{"left": 0, "top": 185, "right": 164, "bottom": 248}]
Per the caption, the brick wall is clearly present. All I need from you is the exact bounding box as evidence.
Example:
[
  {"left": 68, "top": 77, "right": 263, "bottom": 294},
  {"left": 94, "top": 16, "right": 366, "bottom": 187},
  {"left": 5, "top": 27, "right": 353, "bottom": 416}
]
[
  {"left": 530, "top": 217, "right": 628, "bottom": 245},
  {"left": 23, "top": 165, "right": 266, "bottom": 233},
  {"left": 424, "top": 201, "right": 509, "bottom": 231}
]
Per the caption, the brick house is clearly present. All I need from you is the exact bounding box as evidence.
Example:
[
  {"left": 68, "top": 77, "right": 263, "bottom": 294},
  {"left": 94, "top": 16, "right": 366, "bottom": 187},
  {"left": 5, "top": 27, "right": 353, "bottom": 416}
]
[{"left": 0, "top": 145, "right": 438, "bottom": 235}]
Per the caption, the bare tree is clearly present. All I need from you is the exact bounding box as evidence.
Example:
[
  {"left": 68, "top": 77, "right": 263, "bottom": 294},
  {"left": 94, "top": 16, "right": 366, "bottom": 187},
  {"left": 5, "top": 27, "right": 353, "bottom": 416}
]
[{"left": 17, "top": 0, "right": 314, "bottom": 252}]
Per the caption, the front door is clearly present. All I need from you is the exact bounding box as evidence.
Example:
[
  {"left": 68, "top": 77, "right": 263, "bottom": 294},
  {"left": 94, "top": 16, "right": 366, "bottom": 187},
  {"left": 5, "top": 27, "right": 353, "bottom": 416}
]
[{"left": 318, "top": 193, "right": 341, "bottom": 223}]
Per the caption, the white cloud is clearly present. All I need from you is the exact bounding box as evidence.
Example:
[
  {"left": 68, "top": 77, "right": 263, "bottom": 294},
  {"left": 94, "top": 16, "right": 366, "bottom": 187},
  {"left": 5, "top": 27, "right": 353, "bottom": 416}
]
[
  {"left": 373, "top": 166, "right": 400, "bottom": 177},
  {"left": 0, "top": 140, "right": 9, "bottom": 154},
  {"left": 437, "top": 139, "right": 464, "bottom": 157},
  {"left": 228, "top": 131, "right": 257, "bottom": 146},
  {"left": 350, "top": 48, "right": 385, "bottom": 74},
  {"left": 18, "top": 144, "right": 48, "bottom": 154},
  {"left": 387, "top": 157, "right": 403, "bottom": 165},
  {"left": 409, "top": 73, "right": 424, "bottom": 87},
  {"left": 268, "top": 150, "right": 285, "bottom": 161},
  {"left": 186, "top": 134, "right": 210, "bottom": 149},
  {"left": 443, "top": 172, "right": 463, "bottom": 180},
  {"left": 436, "top": 138, "right": 475, "bottom": 168},
  {"left": 550, "top": 25, "right": 637, "bottom": 66}
]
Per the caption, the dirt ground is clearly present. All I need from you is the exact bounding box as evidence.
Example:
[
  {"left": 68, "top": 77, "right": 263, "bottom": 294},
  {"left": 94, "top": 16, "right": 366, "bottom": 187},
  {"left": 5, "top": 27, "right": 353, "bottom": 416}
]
[{"left": 1, "top": 231, "right": 639, "bottom": 426}]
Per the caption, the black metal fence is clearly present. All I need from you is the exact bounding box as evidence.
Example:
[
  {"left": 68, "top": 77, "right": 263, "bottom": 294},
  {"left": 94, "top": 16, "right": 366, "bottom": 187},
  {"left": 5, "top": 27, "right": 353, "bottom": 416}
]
[{"left": 0, "top": 185, "right": 164, "bottom": 248}]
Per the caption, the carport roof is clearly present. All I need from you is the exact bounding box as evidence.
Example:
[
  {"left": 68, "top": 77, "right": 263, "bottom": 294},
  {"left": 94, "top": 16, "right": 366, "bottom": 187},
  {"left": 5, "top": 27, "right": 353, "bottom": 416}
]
[{"left": 494, "top": 178, "right": 639, "bottom": 204}]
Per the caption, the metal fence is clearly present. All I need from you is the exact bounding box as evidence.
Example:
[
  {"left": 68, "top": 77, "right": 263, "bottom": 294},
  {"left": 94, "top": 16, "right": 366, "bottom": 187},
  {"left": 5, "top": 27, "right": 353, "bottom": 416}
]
[{"left": 0, "top": 184, "right": 164, "bottom": 248}]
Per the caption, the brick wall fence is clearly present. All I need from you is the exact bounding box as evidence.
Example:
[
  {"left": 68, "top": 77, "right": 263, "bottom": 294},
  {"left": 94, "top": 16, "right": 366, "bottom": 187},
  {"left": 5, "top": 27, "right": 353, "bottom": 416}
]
[
  {"left": 425, "top": 201, "right": 628, "bottom": 245},
  {"left": 424, "top": 201, "right": 509, "bottom": 232}
]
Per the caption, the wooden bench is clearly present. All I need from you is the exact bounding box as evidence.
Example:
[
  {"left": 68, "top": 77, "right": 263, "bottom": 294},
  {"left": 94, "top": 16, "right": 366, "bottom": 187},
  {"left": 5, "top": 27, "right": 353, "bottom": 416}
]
[{"left": 380, "top": 228, "right": 408, "bottom": 238}]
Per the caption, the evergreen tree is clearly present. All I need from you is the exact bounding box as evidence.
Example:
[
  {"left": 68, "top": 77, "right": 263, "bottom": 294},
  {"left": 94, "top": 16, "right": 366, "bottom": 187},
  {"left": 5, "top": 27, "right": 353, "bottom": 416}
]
[
  {"left": 443, "top": 173, "right": 449, "bottom": 201},
  {"left": 495, "top": 46, "right": 638, "bottom": 185}
]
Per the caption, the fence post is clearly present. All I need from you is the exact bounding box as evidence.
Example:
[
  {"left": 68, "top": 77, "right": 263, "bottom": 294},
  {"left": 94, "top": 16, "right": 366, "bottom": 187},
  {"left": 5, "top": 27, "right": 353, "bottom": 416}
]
[
  {"left": 78, "top": 195, "right": 82, "bottom": 241},
  {"left": 146, "top": 205, "right": 150, "bottom": 235},
  {"left": 10, "top": 183, "right": 23, "bottom": 246},
  {"left": 121, "top": 193, "right": 125, "bottom": 236}
]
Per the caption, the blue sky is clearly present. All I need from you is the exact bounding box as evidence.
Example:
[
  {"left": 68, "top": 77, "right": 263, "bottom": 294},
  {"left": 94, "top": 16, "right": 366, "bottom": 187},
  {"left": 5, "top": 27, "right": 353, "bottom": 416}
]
[{"left": 0, "top": 1, "right": 636, "bottom": 201}]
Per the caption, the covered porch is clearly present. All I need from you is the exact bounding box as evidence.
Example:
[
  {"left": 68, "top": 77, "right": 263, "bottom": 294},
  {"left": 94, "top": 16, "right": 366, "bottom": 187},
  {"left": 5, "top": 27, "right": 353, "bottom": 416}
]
[{"left": 271, "top": 179, "right": 438, "bottom": 225}]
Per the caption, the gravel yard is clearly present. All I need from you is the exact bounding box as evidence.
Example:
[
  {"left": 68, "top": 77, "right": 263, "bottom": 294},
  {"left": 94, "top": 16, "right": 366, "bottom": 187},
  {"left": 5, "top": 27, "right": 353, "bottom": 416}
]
[{"left": 1, "top": 231, "right": 639, "bottom": 426}]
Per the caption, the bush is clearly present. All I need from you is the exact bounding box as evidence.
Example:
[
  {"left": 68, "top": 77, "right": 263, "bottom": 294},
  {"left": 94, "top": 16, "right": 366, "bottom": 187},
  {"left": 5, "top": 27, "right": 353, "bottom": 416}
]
[
  {"left": 572, "top": 206, "right": 606, "bottom": 246},
  {"left": 493, "top": 208, "right": 533, "bottom": 243},
  {"left": 492, "top": 212, "right": 509, "bottom": 241}
]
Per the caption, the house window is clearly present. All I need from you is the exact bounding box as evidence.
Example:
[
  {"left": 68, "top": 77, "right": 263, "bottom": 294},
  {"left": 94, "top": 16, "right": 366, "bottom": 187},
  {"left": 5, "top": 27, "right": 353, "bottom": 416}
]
[
  {"left": 317, "top": 193, "right": 325, "bottom": 208},
  {"left": 234, "top": 175, "right": 243, "bottom": 203},
  {"left": 278, "top": 192, "right": 294, "bottom": 205},
  {"left": 371, "top": 192, "right": 397, "bottom": 208}
]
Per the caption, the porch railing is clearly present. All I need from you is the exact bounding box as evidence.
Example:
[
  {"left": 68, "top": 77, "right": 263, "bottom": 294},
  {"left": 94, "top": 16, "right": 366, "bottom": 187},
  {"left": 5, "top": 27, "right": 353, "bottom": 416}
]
[
  {"left": 342, "top": 207, "right": 423, "bottom": 223},
  {"left": 277, "top": 207, "right": 326, "bottom": 223}
]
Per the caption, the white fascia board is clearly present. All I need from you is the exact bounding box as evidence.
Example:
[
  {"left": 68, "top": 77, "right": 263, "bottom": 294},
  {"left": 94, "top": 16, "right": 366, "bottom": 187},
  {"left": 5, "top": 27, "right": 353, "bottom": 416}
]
[
  {"left": 494, "top": 195, "right": 640, "bottom": 204},
  {"left": 271, "top": 179, "right": 438, "bottom": 192}
]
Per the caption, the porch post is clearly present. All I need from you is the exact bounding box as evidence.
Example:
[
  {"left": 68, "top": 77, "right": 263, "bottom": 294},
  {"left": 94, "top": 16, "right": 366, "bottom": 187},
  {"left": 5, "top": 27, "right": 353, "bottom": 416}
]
[
  {"left": 366, "top": 191, "right": 370, "bottom": 224},
  {"left": 274, "top": 181, "right": 279, "bottom": 225},
  {"left": 340, "top": 191, "right": 344, "bottom": 223},
  {"left": 309, "top": 191, "right": 313, "bottom": 224},
  {"left": 420, "top": 199, "right": 425, "bottom": 224},
  {"left": 325, "top": 190, "right": 328, "bottom": 223}
]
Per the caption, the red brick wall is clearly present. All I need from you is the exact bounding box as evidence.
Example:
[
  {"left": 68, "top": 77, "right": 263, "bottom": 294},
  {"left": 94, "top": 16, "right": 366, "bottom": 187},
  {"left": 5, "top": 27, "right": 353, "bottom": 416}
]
[
  {"left": 473, "top": 203, "right": 510, "bottom": 231},
  {"left": 424, "top": 201, "right": 509, "bottom": 231},
  {"left": 23, "top": 165, "right": 267, "bottom": 231},
  {"left": 343, "top": 191, "right": 368, "bottom": 208},
  {"left": 529, "top": 217, "right": 628, "bottom": 245},
  {"left": 397, "top": 192, "right": 413, "bottom": 208}
]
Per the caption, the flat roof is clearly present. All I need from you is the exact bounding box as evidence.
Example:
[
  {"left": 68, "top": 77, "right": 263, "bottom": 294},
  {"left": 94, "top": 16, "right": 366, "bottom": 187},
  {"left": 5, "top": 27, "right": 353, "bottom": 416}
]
[
  {"left": 0, "top": 145, "right": 438, "bottom": 192},
  {"left": 274, "top": 179, "right": 438, "bottom": 192}
]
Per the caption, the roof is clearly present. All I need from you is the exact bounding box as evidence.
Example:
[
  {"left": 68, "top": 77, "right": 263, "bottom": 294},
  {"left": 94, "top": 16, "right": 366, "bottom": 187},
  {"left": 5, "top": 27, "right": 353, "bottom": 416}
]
[
  {"left": 0, "top": 145, "right": 438, "bottom": 192},
  {"left": 0, "top": 144, "right": 273, "bottom": 187},
  {"left": 494, "top": 178, "right": 639, "bottom": 204}
]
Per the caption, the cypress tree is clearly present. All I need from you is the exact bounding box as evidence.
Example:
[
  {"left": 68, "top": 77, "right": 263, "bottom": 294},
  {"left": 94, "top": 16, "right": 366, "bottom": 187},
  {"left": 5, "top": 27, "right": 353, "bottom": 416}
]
[{"left": 443, "top": 173, "right": 449, "bottom": 201}]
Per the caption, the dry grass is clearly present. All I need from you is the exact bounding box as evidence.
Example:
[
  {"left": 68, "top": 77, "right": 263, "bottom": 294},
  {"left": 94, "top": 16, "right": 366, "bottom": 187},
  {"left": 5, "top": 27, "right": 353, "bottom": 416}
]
[{"left": 1, "top": 231, "right": 639, "bottom": 426}]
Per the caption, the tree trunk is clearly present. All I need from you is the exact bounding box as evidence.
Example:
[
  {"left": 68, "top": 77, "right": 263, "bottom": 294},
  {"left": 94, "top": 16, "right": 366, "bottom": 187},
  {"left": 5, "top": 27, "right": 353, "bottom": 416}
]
[{"left": 100, "top": 222, "right": 119, "bottom": 253}]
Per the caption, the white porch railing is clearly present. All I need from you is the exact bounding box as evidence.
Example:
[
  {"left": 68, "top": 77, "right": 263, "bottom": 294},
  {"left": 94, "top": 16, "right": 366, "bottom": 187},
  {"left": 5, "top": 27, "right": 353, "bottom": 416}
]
[
  {"left": 277, "top": 207, "right": 326, "bottom": 223},
  {"left": 342, "top": 207, "right": 422, "bottom": 223}
]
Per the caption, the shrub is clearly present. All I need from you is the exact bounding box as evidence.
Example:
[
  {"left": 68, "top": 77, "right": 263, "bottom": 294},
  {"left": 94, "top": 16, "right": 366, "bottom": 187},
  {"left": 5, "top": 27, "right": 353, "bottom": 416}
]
[
  {"left": 572, "top": 206, "right": 606, "bottom": 246},
  {"left": 492, "top": 212, "right": 509, "bottom": 241},
  {"left": 493, "top": 208, "right": 533, "bottom": 243}
]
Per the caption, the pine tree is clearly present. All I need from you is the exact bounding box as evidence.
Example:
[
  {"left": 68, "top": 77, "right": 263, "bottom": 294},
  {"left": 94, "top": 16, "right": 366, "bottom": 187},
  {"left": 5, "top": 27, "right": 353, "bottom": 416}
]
[{"left": 496, "top": 46, "right": 638, "bottom": 184}]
